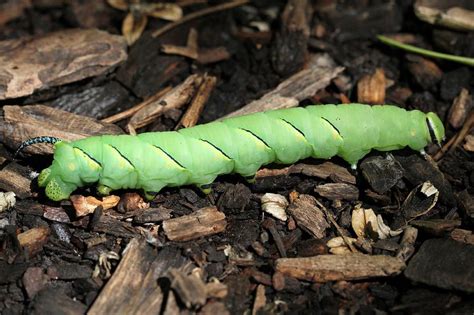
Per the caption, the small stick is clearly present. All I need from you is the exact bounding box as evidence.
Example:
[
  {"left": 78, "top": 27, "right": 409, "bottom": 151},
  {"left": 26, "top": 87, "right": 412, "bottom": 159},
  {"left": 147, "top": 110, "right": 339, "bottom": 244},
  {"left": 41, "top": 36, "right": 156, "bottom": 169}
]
[
  {"left": 313, "top": 198, "right": 358, "bottom": 253},
  {"left": 175, "top": 74, "right": 217, "bottom": 129},
  {"left": 434, "top": 111, "right": 474, "bottom": 161},
  {"left": 101, "top": 86, "right": 172, "bottom": 124},
  {"left": 152, "top": 0, "right": 249, "bottom": 38},
  {"left": 262, "top": 218, "right": 287, "bottom": 258}
]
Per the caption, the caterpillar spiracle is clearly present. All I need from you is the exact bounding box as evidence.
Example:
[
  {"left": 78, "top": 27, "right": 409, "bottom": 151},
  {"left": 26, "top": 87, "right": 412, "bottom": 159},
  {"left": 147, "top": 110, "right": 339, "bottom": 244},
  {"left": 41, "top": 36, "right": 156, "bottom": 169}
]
[{"left": 17, "top": 104, "right": 445, "bottom": 201}]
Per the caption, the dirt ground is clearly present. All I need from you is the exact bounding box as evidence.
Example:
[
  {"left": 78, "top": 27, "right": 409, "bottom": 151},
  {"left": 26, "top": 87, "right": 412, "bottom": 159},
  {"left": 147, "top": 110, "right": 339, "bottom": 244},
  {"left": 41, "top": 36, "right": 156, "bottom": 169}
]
[{"left": 0, "top": 0, "right": 473, "bottom": 314}]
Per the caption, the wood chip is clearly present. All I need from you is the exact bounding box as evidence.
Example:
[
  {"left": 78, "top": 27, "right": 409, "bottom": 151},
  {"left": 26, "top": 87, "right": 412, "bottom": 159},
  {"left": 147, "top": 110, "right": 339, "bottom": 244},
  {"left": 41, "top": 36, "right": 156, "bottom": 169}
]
[
  {"left": 405, "top": 238, "right": 474, "bottom": 293},
  {"left": 88, "top": 238, "right": 165, "bottom": 314},
  {"left": 315, "top": 183, "right": 359, "bottom": 201},
  {"left": 252, "top": 284, "right": 266, "bottom": 315},
  {"left": 1, "top": 105, "right": 123, "bottom": 155},
  {"left": 275, "top": 254, "right": 406, "bottom": 282},
  {"left": 357, "top": 68, "right": 386, "bottom": 104},
  {"left": 464, "top": 134, "right": 474, "bottom": 152},
  {"left": 205, "top": 280, "right": 228, "bottom": 299},
  {"left": 0, "top": 29, "right": 127, "bottom": 100},
  {"left": 287, "top": 194, "right": 329, "bottom": 239},
  {"left": 162, "top": 206, "right": 226, "bottom": 241},
  {"left": 223, "top": 54, "right": 344, "bottom": 118},
  {"left": 410, "top": 219, "right": 461, "bottom": 236},
  {"left": 256, "top": 162, "right": 356, "bottom": 184},
  {"left": 450, "top": 228, "right": 474, "bottom": 245},
  {"left": 360, "top": 155, "right": 404, "bottom": 194},
  {"left": 200, "top": 301, "right": 230, "bottom": 315},
  {"left": 168, "top": 268, "right": 207, "bottom": 309},
  {"left": 0, "top": 162, "right": 32, "bottom": 199},
  {"left": 448, "top": 88, "right": 472, "bottom": 129},
  {"left": 17, "top": 226, "right": 50, "bottom": 258},
  {"left": 176, "top": 74, "right": 217, "bottom": 128},
  {"left": 406, "top": 55, "right": 443, "bottom": 90},
  {"left": 396, "top": 226, "right": 418, "bottom": 262}
]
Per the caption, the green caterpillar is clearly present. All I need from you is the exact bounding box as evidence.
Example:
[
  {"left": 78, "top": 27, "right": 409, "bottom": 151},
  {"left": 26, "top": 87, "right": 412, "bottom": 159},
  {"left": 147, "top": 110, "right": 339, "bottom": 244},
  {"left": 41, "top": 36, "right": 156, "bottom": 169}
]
[{"left": 18, "top": 104, "right": 444, "bottom": 201}]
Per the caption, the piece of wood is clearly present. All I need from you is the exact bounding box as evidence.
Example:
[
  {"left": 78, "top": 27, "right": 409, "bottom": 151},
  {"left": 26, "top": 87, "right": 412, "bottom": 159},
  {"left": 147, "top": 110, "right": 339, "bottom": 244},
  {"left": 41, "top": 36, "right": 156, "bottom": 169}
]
[
  {"left": 270, "top": 0, "right": 312, "bottom": 76},
  {"left": 168, "top": 268, "right": 207, "bottom": 309},
  {"left": 162, "top": 206, "right": 226, "bottom": 241},
  {"left": 290, "top": 162, "right": 356, "bottom": 184},
  {"left": 315, "top": 183, "right": 359, "bottom": 201},
  {"left": 360, "top": 155, "right": 404, "bottom": 194},
  {"left": 101, "top": 86, "right": 172, "bottom": 123},
  {"left": 448, "top": 88, "right": 472, "bottom": 128},
  {"left": 287, "top": 194, "right": 329, "bottom": 239},
  {"left": 88, "top": 238, "right": 164, "bottom": 314},
  {"left": 252, "top": 284, "right": 266, "bottom": 315},
  {"left": 17, "top": 226, "right": 50, "bottom": 258},
  {"left": 396, "top": 226, "right": 418, "bottom": 262},
  {"left": 411, "top": 219, "right": 461, "bottom": 236},
  {"left": 406, "top": 55, "right": 442, "bottom": 90},
  {"left": 176, "top": 74, "right": 217, "bottom": 128},
  {"left": 450, "top": 229, "right": 474, "bottom": 245},
  {"left": 126, "top": 74, "right": 203, "bottom": 134},
  {"left": 0, "top": 29, "right": 127, "bottom": 100},
  {"left": 1, "top": 105, "right": 123, "bottom": 155},
  {"left": 222, "top": 54, "right": 344, "bottom": 118},
  {"left": 0, "top": 162, "right": 33, "bottom": 199},
  {"left": 275, "top": 253, "right": 406, "bottom": 282},
  {"left": 256, "top": 162, "right": 356, "bottom": 184},
  {"left": 404, "top": 238, "right": 474, "bottom": 293},
  {"left": 262, "top": 218, "right": 287, "bottom": 258}
]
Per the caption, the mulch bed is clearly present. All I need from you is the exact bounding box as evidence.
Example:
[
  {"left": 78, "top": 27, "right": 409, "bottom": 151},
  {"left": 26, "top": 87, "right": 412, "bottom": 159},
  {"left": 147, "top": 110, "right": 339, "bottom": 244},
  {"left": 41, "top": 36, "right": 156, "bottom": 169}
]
[{"left": 0, "top": 0, "right": 473, "bottom": 314}]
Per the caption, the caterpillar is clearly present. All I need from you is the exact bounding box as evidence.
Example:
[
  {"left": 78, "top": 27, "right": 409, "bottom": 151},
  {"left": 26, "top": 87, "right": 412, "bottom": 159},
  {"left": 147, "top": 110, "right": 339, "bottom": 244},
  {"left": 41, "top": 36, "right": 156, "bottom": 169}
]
[{"left": 17, "top": 104, "right": 445, "bottom": 201}]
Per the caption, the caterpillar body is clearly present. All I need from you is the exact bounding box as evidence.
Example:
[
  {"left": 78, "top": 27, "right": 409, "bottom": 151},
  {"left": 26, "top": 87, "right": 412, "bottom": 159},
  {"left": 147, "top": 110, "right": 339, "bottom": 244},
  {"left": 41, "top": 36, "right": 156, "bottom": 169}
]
[{"left": 31, "top": 104, "right": 444, "bottom": 201}]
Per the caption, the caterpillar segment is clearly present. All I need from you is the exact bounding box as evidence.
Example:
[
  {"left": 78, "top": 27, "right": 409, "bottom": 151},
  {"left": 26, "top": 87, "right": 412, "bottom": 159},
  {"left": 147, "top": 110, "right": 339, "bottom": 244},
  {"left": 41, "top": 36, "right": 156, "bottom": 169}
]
[{"left": 33, "top": 104, "right": 445, "bottom": 201}]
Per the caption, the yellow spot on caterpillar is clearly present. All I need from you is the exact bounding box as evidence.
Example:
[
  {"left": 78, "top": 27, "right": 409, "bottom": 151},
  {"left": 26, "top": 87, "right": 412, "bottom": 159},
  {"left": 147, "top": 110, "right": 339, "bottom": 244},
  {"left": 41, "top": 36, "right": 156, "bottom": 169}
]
[
  {"left": 68, "top": 163, "right": 76, "bottom": 171},
  {"left": 411, "top": 129, "right": 417, "bottom": 137}
]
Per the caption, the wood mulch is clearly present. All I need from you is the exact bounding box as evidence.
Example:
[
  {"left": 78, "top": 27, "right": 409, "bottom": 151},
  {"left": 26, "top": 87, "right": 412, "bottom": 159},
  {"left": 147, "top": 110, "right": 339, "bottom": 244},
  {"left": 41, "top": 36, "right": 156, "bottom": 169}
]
[{"left": 0, "top": 0, "right": 473, "bottom": 314}]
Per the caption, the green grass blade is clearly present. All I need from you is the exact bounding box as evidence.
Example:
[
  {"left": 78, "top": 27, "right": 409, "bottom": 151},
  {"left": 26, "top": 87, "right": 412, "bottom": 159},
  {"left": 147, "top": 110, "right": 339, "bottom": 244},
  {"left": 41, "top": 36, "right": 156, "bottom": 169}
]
[{"left": 377, "top": 35, "right": 474, "bottom": 67}]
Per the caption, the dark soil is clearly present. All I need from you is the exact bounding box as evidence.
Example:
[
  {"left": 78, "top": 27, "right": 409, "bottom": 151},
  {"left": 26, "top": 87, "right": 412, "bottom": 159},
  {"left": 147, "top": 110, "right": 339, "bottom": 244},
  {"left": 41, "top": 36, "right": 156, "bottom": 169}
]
[{"left": 0, "top": 1, "right": 473, "bottom": 314}]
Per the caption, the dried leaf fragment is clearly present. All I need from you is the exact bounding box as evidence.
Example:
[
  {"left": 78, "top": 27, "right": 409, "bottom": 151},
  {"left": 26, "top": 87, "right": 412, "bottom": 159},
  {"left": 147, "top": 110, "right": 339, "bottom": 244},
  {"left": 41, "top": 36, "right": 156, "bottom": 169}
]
[
  {"left": 261, "top": 193, "right": 288, "bottom": 221},
  {"left": 122, "top": 12, "right": 148, "bottom": 45},
  {"left": 0, "top": 192, "right": 16, "bottom": 212},
  {"left": 134, "top": 3, "right": 183, "bottom": 21},
  {"left": 71, "top": 195, "right": 120, "bottom": 217},
  {"left": 352, "top": 205, "right": 402, "bottom": 240},
  {"left": 107, "top": 0, "right": 129, "bottom": 11}
]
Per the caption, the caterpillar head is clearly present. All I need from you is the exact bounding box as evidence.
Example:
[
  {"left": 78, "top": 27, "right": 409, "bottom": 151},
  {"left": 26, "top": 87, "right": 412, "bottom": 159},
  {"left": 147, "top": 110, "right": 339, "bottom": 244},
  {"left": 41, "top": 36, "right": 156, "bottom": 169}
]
[
  {"left": 426, "top": 112, "right": 445, "bottom": 145},
  {"left": 37, "top": 142, "right": 80, "bottom": 201}
]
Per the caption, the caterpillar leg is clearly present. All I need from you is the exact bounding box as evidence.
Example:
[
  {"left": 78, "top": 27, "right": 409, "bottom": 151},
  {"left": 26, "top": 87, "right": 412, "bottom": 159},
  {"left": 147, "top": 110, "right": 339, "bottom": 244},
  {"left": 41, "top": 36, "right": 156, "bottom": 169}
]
[
  {"left": 198, "top": 184, "right": 213, "bottom": 194},
  {"left": 244, "top": 174, "right": 256, "bottom": 184},
  {"left": 97, "top": 184, "right": 112, "bottom": 196},
  {"left": 144, "top": 191, "right": 159, "bottom": 201}
]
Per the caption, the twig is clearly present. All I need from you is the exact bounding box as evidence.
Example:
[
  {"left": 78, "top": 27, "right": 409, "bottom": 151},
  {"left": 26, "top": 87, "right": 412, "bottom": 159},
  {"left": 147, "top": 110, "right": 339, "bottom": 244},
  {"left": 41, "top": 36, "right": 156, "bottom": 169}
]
[
  {"left": 101, "top": 86, "right": 172, "bottom": 124},
  {"left": 152, "top": 0, "right": 249, "bottom": 38},
  {"left": 175, "top": 74, "right": 217, "bottom": 129},
  {"left": 434, "top": 111, "right": 474, "bottom": 161},
  {"left": 313, "top": 198, "right": 358, "bottom": 253}
]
